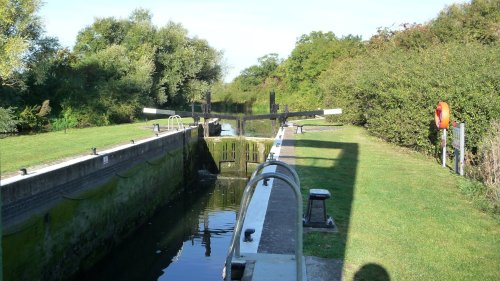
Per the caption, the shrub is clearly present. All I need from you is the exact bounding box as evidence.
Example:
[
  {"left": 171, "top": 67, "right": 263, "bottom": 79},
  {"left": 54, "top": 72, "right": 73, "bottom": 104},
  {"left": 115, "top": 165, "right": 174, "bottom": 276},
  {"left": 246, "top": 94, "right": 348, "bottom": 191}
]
[
  {"left": 18, "top": 100, "right": 51, "bottom": 132},
  {"left": 0, "top": 107, "right": 18, "bottom": 133},
  {"left": 321, "top": 43, "right": 500, "bottom": 156},
  {"left": 51, "top": 107, "right": 78, "bottom": 132}
]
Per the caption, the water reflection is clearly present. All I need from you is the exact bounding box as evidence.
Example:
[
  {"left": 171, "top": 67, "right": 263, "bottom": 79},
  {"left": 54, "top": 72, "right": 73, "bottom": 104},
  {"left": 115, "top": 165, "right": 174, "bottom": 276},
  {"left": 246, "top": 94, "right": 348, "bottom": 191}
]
[
  {"left": 219, "top": 119, "right": 278, "bottom": 138},
  {"left": 74, "top": 178, "right": 246, "bottom": 281},
  {"left": 220, "top": 122, "right": 236, "bottom": 136}
]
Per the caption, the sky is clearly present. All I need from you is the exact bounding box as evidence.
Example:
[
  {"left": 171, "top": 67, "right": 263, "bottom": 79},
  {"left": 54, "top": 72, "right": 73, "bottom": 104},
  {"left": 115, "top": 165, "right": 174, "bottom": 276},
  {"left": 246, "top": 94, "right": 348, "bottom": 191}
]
[{"left": 39, "top": 0, "right": 464, "bottom": 82}]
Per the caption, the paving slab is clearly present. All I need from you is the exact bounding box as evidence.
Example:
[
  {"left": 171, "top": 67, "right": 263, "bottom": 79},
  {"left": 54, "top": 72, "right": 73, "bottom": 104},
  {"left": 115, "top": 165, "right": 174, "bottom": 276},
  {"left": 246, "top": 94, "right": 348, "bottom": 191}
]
[{"left": 305, "top": 256, "right": 343, "bottom": 281}]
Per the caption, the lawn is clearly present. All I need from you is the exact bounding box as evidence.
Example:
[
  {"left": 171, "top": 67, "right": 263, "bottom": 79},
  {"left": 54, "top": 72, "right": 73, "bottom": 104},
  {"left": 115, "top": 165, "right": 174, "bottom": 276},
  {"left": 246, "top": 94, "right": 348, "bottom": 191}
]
[
  {"left": 0, "top": 118, "right": 194, "bottom": 176},
  {"left": 295, "top": 121, "right": 499, "bottom": 281}
]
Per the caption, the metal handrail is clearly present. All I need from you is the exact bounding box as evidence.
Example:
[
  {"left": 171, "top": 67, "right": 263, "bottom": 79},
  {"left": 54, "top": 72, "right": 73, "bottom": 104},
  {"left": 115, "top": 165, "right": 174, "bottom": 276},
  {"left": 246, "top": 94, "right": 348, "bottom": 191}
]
[
  {"left": 224, "top": 172, "right": 303, "bottom": 281},
  {"left": 167, "top": 115, "right": 184, "bottom": 131},
  {"left": 250, "top": 160, "right": 300, "bottom": 187},
  {"left": 233, "top": 160, "right": 300, "bottom": 258}
]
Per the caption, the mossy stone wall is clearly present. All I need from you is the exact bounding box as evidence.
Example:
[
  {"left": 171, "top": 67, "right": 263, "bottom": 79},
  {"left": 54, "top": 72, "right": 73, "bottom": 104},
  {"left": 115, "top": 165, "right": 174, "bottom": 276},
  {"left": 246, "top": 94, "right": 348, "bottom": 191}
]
[
  {"left": 2, "top": 129, "right": 199, "bottom": 281},
  {"left": 202, "top": 137, "right": 273, "bottom": 176}
]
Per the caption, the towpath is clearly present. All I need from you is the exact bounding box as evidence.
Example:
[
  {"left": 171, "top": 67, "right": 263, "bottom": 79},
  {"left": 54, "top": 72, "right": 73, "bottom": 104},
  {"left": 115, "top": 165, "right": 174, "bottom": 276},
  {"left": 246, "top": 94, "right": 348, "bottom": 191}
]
[{"left": 256, "top": 125, "right": 343, "bottom": 281}]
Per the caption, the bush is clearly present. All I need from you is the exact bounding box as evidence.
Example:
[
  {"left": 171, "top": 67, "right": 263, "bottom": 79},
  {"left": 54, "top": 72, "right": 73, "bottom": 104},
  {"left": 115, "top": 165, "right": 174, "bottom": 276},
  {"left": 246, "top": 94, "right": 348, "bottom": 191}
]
[
  {"left": 321, "top": 43, "right": 500, "bottom": 156},
  {"left": 0, "top": 107, "right": 19, "bottom": 133},
  {"left": 51, "top": 107, "right": 78, "bottom": 132},
  {"left": 18, "top": 100, "right": 51, "bottom": 132}
]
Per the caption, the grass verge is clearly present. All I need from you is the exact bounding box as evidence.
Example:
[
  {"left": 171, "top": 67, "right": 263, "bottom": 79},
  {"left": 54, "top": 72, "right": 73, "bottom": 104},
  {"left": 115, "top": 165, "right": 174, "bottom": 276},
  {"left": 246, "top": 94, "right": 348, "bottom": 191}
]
[
  {"left": 295, "top": 121, "right": 499, "bottom": 281},
  {"left": 0, "top": 118, "right": 194, "bottom": 177}
]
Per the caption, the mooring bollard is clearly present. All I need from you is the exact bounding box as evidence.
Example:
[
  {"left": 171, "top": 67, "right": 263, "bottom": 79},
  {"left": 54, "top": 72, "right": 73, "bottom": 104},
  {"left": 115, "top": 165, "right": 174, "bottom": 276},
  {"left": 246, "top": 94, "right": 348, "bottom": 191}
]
[
  {"left": 304, "top": 189, "right": 334, "bottom": 228},
  {"left": 91, "top": 147, "right": 97, "bottom": 155},
  {"left": 244, "top": 228, "right": 255, "bottom": 242},
  {"left": 153, "top": 123, "right": 160, "bottom": 133},
  {"left": 19, "top": 168, "right": 27, "bottom": 176},
  {"left": 268, "top": 152, "right": 275, "bottom": 161}
]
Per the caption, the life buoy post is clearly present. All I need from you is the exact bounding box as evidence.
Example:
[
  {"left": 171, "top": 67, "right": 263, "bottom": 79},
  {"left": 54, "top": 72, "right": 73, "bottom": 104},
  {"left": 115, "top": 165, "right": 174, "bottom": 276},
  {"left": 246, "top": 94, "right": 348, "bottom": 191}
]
[{"left": 435, "top": 102, "right": 450, "bottom": 167}]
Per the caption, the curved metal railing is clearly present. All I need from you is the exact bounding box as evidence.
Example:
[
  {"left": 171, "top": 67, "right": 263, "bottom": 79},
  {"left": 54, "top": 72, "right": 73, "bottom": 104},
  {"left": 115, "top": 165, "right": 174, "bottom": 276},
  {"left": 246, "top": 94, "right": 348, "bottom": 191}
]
[
  {"left": 232, "top": 160, "right": 300, "bottom": 257},
  {"left": 224, "top": 164, "right": 303, "bottom": 281},
  {"left": 250, "top": 160, "right": 300, "bottom": 187},
  {"left": 167, "top": 115, "right": 184, "bottom": 131}
]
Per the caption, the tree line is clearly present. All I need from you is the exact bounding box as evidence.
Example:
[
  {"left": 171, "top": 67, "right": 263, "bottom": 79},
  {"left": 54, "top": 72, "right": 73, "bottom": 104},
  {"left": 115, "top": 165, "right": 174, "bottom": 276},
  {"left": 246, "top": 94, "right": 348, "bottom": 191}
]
[
  {"left": 214, "top": 0, "right": 499, "bottom": 196},
  {"left": 1, "top": 2, "right": 222, "bottom": 132}
]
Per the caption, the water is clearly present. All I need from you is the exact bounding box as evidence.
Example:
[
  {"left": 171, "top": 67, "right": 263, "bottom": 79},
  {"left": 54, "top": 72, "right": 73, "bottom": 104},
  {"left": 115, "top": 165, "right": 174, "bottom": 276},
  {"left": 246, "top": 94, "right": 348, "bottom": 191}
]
[
  {"left": 220, "top": 122, "right": 236, "bottom": 137},
  {"left": 219, "top": 119, "right": 278, "bottom": 138},
  {"left": 74, "top": 178, "right": 246, "bottom": 281}
]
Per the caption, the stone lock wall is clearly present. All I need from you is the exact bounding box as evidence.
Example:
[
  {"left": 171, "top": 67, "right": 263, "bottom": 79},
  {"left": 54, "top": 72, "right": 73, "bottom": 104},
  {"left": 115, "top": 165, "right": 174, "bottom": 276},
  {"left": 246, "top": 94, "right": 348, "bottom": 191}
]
[
  {"left": 1, "top": 128, "right": 199, "bottom": 281},
  {"left": 1, "top": 128, "right": 274, "bottom": 281}
]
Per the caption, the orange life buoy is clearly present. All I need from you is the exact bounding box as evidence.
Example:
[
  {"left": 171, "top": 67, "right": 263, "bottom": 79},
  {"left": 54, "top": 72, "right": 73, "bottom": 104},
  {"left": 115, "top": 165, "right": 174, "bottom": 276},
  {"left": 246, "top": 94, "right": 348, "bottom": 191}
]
[{"left": 435, "top": 101, "right": 450, "bottom": 129}]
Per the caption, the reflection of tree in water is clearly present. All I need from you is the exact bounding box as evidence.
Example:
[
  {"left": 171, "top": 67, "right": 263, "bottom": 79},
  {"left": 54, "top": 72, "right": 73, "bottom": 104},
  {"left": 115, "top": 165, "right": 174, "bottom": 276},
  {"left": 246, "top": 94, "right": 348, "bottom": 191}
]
[
  {"left": 217, "top": 119, "right": 278, "bottom": 138},
  {"left": 241, "top": 119, "right": 279, "bottom": 138}
]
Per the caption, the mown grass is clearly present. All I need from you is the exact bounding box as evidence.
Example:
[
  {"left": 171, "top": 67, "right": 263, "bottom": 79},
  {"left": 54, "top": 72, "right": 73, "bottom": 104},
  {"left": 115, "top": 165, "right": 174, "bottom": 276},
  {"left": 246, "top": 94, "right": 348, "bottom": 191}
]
[
  {"left": 295, "top": 121, "right": 499, "bottom": 281},
  {"left": 0, "top": 118, "right": 194, "bottom": 176}
]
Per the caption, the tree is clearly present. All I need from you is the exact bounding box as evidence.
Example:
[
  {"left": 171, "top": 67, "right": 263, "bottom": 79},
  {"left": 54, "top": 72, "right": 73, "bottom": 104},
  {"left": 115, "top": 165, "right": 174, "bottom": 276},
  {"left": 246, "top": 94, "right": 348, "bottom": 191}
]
[
  {"left": 65, "top": 44, "right": 154, "bottom": 125},
  {"left": 0, "top": 0, "right": 44, "bottom": 85},
  {"left": 232, "top": 53, "right": 282, "bottom": 91},
  {"left": 73, "top": 10, "right": 222, "bottom": 112},
  {"left": 431, "top": 0, "right": 500, "bottom": 44},
  {"left": 151, "top": 22, "right": 222, "bottom": 106},
  {"left": 282, "top": 31, "right": 362, "bottom": 90}
]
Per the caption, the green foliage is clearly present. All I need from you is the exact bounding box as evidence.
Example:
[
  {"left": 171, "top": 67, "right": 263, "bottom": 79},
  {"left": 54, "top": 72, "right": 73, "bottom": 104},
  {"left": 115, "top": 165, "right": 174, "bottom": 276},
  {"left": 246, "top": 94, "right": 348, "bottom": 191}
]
[
  {"left": 458, "top": 178, "right": 498, "bottom": 216},
  {"left": 0, "top": 0, "right": 43, "bottom": 84},
  {"left": 74, "top": 13, "right": 222, "bottom": 110},
  {"left": 17, "top": 100, "right": 50, "bottom": 132},
  {"left": 431, "top": 0, "right": 500, "bottom": 44},
  {"left": 1, "top": 8, "right": 222, "bottom": 130},
  {"left": 213, "top": 32, "right": 363, "bottom": 112},
  {"left": 322, "top": 43, "right": 499, "bottom": 155},
  {"left": 282, "top": 32, "right": 362, "bottom": 90},
  {"left": 271, "top": 33, "right": 362, "bottom": 111},
  {"left": 0, "top": 106, "right": 18, "bottom": 133},
  {"left": 50, "top": 107, "right": 78, "bottom": 132},
  {"left": 234, "top": 53, "right": 282, "bottom": 91},
  {"left": 67, "top": 44, "right": 153, "bottom": 125}
]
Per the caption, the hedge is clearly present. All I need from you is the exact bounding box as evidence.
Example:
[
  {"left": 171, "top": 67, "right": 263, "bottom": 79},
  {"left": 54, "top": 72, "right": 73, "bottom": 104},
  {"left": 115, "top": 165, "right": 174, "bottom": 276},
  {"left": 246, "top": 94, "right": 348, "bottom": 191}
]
[{"left": 321, "top": 42, "right": 500, "bottom": 156}]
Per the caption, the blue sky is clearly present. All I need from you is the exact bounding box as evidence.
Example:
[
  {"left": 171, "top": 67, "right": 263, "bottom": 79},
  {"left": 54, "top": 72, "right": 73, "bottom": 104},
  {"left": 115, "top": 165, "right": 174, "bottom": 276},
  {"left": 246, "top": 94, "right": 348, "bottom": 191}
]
[{"left": 39, "top": 0, "right": 464, "bottom": 81}]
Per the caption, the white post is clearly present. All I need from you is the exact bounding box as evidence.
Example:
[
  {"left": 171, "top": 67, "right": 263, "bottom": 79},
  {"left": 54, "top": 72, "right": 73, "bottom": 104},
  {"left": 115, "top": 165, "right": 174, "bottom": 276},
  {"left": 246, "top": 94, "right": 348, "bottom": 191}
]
[
  {"left": 442, "top": 129, "right": 447, "bottom": 167},
  {"left": 459, "top": 123, "right": 465, "bottom": 176}
]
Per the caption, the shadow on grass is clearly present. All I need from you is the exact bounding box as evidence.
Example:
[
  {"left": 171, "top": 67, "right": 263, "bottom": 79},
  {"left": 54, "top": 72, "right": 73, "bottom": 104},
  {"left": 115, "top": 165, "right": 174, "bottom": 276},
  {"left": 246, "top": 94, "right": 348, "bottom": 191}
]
[
  {"left": 354, "top": 263, "right": 391, "bottom": 281},
  {"left": 295, "top": 123, "right": 343, "bottom": 127},
  {"left": 293, "top": 139, "right": 357, "bottom": 260},
  {"left": 291, "top": 138, "right": 391, "bottom": 280}
]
